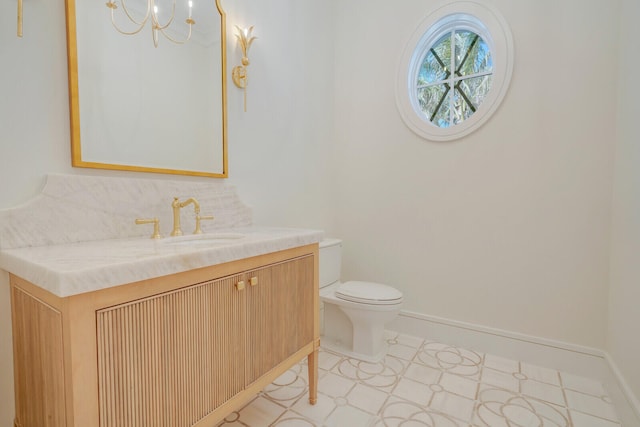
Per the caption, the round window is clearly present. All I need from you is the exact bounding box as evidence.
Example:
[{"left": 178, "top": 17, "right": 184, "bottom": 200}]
[{"left": 396, "top": 2, "right": 513, "bottom": 141}]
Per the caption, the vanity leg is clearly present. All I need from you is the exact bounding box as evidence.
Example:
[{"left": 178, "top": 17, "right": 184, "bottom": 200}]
[{"left": 307, "top": 348, "right": 319, "bottom": 405}]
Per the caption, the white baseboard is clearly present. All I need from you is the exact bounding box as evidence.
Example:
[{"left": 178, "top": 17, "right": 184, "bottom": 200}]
[
  {"left": 388, "top": 310, "right": 640, "bottom": 426},
  {"left": 604, "top": 352, "right": 640, "bottom": 426}
]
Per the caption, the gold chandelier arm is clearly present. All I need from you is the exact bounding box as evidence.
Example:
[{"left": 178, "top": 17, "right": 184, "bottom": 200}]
[
  {"left": 152, "top": 0, "right": 177, "bottom": 31},
  {"left": 105, "top": 0, "right": 196, "bottom": 47},
  {"left": 106, "top": 0, "right": 150, "bottom": 36},
  {"left": 156, "top": 20, "right": 194, "bottom": 45},
  {"left": 153, "top": 0, "right": 194, "bottom": 45},
  {"left": 110, "top": 9, "right": 147, "bottom": 36},
  {"left": 119, "top": 0, "right": 150, "bottom": 27}
]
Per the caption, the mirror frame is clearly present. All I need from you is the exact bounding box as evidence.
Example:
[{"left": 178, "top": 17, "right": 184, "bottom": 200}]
[{"left": 64, "top": 0, "right": 229, "bottom": 178}]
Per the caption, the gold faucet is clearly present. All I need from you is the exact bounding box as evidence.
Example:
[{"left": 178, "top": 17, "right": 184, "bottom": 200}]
[{"left": 171, "top": 197, "right": 200, "bottom": 236}]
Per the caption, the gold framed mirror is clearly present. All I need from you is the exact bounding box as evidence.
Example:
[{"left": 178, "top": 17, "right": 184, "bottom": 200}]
[{"left": 65, "top": 0, "right": 228, "bottom": 178}]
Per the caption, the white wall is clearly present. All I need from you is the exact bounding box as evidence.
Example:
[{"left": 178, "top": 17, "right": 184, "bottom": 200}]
[
  {"left": 226, "top": 1, "right": 335, "bottom": 230},
  {"left": 609, "top": 0, "right": 640, "bottom": 403},
  {"left": 0, "top": 0, "right": 73, "bottom": 206},
  {"left": 332, "top": 0, "right": 618, "bottom": 349},
  {"left": 0, "top": 0, "right": 334, "bottom": 424},
  {"left": 1, "top": 0, "right": 72, "bottom": 422}
]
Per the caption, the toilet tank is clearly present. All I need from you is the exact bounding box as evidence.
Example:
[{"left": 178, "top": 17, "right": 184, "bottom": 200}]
[{"left": 319, "top": 239, "right": 342, "bottom": 288}]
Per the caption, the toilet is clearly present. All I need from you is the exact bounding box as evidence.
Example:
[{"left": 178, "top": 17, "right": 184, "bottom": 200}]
[{"left": 319, "top": 239, "right": 403, "bottom": 362}]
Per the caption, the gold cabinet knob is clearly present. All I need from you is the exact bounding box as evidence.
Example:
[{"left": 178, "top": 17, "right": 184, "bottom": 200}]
[
  {"left": 236, "top": 280, "right": 246, "bottom": 291},
  {"left": 249, "top": 277, "right": 258, "bottom": 286}
]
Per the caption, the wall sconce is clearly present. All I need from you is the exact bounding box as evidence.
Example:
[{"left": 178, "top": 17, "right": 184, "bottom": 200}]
[
  {"left": 232, "top": 26, "right": 257, "bottom": 112},
  {"left": 105, "top": 0, "right": 196, "bottom": 47},
  {"left": 17, "top": 0, "right": 23, "bottom": 37}
]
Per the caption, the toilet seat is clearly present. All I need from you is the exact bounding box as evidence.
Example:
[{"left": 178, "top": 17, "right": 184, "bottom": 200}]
[{"left": 335, "top": 281, "right": 403, "bottom": 305}]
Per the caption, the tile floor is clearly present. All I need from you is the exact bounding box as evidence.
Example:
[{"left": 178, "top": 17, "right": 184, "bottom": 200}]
[{"left": 217, "top": 332, "right": 621, "bottom": 426}]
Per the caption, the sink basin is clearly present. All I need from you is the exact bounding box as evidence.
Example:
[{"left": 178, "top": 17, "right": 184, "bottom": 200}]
[{"left": 162, "top": 233, "right": 246, "bottom": 246}]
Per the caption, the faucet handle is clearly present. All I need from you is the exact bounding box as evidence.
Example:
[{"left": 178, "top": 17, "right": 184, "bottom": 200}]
[
  {"left": 135, "top": 218, "right": 162, "bottom": 239},
  {"left": 194, "top": 214, "right": 214, "bottom": 234}
]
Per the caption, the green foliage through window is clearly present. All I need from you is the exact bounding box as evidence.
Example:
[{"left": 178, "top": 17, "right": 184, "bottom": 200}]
[{"left": 417, "top": 30, "right": 493, "bottom": 128}]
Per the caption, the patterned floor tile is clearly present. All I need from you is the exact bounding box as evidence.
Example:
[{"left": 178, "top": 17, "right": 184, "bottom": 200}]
[
  {"left": 416, "top": 342, "right": 483, "bottom": 379},
  {"left": 475, "top": 387, "right": 570, "bottom": 426},
  {"left": 403, "top": 362, "right": 442, "bottom": 386},
  {"left": 219, "top": 333, "right": 621, "bottom": 427},
  {"left": 480, "top": 366, "right": 519, "bottom": 392},
  {"left": 560, "top": 371, "right": 606, "bottom": 396},
  {"left": 439, "top": 371, "right": 479, "bottom": 399},
  {"left": 222, "top": 396, "right": 286, "bottom": 426},
  {"left": 318, "top": 372, "right": 356, "bottom": 398},
  {"left": 391, "top": 378, "right": 434, "bottom": 406},
  {"left": 272, "top": 414, "right": 317, "bottom": 426},
  {"left": 569, "top": 410, "right": 622, "bottom": 427},
  {"left": 325, "top": 405, "right": 376, "bottom": 426},
  {"left": 375, "top": 396, "right": 464, "bottom": 427},
  {"left": 394, "top": 333, "right": 425, "bottom": 349},
  {"left": 290, "top": 392, "right": 337, "bottom": 423},
  {"left": 521, "top": 362, "right": 562, "bottom": 386},
  {"left": 565, "top": 389, "right": 619, "bottom": 422},
  {"left": 386, "top": 343, "right": 418, "bottom": 361},
  {"left": 429, "top": 390, "right": 475, "bottom": 423},
  {"left": 520, "top": 378, "right": 566, "bottom": 406},
  {"left": 483, "top": 353, "right": 519, "bottom": 374},
  {"left": 347, "top": 383, "right": 389, "bottom": 414},
  {"left": 333, "top": 355, "right": 406, "bottom": 392},
  {"left": 263, "top": 366, "right": 309, "bottom": 406},
  {"left": 317, "top": 349, "right": 343, "bottom": 372}
]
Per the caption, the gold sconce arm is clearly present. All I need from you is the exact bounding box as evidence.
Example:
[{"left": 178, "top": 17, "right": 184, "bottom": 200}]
[
  {"left": 232, "top": 25, "right": 257, "bottom": 112},
  {"left": 17, "top": 0, "right": 23, "bottom": 37}
]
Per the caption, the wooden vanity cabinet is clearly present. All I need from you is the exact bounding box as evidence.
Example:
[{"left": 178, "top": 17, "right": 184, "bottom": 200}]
[{"left": 10, "top": 244, "right": 319, "bottom": 427}]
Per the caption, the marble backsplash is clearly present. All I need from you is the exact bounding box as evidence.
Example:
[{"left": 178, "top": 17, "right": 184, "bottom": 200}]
[{"left": 0, "top": 174, "right": 252, "bottom": 250}]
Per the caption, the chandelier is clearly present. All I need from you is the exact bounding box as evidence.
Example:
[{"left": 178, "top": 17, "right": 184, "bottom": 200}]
[{"left": 105, "top": 0, "right": 196, "bottom": 47}]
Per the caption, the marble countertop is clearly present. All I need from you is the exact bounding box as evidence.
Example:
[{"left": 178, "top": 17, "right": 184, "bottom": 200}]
[{"left": 0, "top": 226, "right": 323, "bottom": 298}]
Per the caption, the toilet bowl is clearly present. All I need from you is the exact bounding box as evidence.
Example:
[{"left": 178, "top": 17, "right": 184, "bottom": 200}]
[{"left": 319, "top": 239, "right": 403, "bottom": 362}]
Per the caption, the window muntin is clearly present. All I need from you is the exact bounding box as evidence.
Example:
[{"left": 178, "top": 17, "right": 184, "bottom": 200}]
[
  {"left": 418, "top": 29, "right": 493, "bottom": 128},
  {"left": 396, "top": 3, "right": 514, "bottom": 141}
]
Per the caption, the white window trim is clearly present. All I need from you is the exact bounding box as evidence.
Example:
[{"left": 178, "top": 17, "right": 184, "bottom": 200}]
[{"left": 396, "top": 1, "right": 514, "bottom": 141}]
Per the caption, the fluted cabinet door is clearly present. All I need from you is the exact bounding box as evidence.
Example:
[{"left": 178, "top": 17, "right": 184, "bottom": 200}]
[
  {"left": 96, "top": 274, "right": 246, "bottom": 427},
  {"left": 245, "top": 255, "right": 315, "bottom": 385}
]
